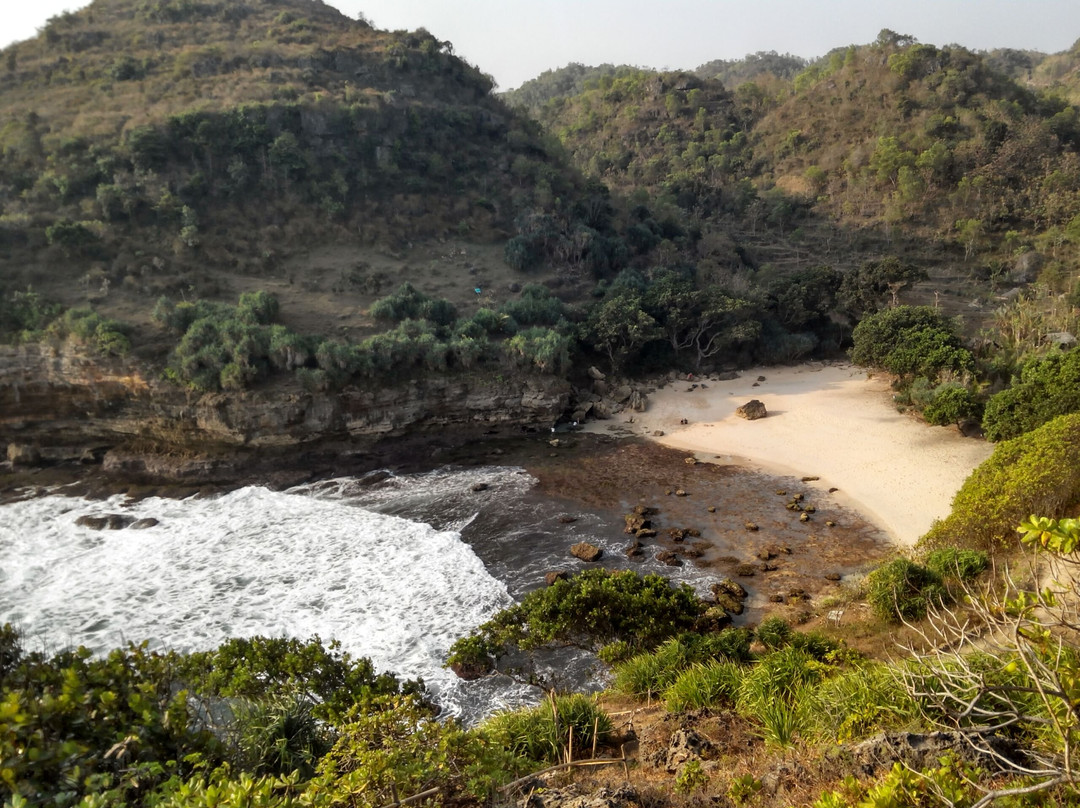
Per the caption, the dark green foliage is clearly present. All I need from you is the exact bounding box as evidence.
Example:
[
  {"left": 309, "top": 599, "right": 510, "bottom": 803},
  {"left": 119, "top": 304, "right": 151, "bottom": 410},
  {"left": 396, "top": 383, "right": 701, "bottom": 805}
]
[
  {"left": 447, "top": 570, "right": 706, "bottom": 674},
  {"left": 176, "top": 635, "right": 419, "bottom": 724},
  {"left": 865, "top": 558, "right": 947, "bottom": 622},
  {"left": 663, "top": 660, "right": 743, "bottom": 712},
  {"left": 0, "top": 287, "right": 62, "bottom": 341},
  {"left": 47, "top": 308, "right": 132, "bottom": 356},
  {"left": 237, "top": 290, "right": 280, "bottom": 325},
  {"left": 920, "top": 413, "right": 1080, "bottom": 551},
  {"left": 982, "top": 348, "right": 1080, "bottom": 441},
  {"left": 499, "top": 284, "right": 567, "bottom": 327},
  {"left": 851, "top": 305, "right": 972, "bottom": 380},
  {"left": 924, "top": 547, "right": 989, "bottom": 581},
  {"left": 0, "top": 630, "right": 219, "bottom": 806},
  {"left": 923, "top": 384, "right": 982, "bottom": 426},
  {"left": 581, "top": 291, "right": 662, "bottom": 372},
  {"left": 232, "top": 692, "right": 331, "bottom": 779},
  {"left": 44, "top": 219, "right": 101, "bottom": 256},
  {"left": 768, "top": 265, "right": 843, "bottom": 331},
  {"left": 504, "top": 327, "right": 573, "bottom": 374},
  {"left": 838, "top": 258, "right": 928, "bottom": 318}
]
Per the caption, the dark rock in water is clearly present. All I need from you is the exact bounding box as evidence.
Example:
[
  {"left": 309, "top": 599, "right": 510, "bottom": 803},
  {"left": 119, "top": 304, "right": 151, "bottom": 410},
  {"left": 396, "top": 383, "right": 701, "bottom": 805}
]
[
  {"left": 450, "top": 659, "right": 491, "bottom": 681},
  {"left": 757, "top": 548, "right": 774, "bottom": 560},
  {"left": 635, "top": 528, "right": 657, "bottom": 539},
  {"left": 655, "top": 550, "right": 682, "bottom": 566},
  {"left": 358, "top": 470, "right": 392, "bottom": 486},
  {"left": 703, "top": 605, "right": 732, "bottom": 628},
  {"left": 757, "top": 376, "right": 767, "bottom": 382},
  {"left": 558, "top": 515, "right": 577, "bottom": 523},
  {"left": 130, "top": 518, "right": 159, "bottom": 529},
  {"left": 736, "top": 399, "right": 767, "bottom": 420},
  {"left": 544, "top": 571, "right": 569, "bottom": 586},
  {"left": 470, "top": 482, "right": 489, "bottom": 492},
  {"left": 624, "top": 540, "right": 644, "bottom": 559},
  {"left": 571, "top": 542, "right": 602, "bottom": 562},
  {"left": 76, "top": 513, "right": 134, "bottom": 530},
  {"left": 711, "top": 578, "right": 747, "bottom": 601},
  {"left": 761, "top": 561, "right": 778, "bottom": 572},
  {"left": 733, "top": 562, "right": 756, "bottom": 577}
]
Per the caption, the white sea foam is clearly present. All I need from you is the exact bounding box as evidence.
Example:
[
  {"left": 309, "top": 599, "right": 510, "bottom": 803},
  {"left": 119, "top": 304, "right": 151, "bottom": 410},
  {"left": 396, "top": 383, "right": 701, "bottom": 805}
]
[{"left": 0, "top": 485, "right": 532, "bottom": 718}]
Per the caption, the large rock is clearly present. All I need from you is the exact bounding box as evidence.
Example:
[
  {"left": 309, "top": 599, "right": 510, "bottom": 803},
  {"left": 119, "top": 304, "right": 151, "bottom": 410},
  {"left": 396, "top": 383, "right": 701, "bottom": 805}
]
[
  {"left": 587, "top": 366, "right": 606, "bottom": 381},
  {"left": 654, "top": 728, "right": 714, "bottom": 772},
  {"left": 836, "top": 731, "right": 1022, "bottom": 778},
  {"left": 570, "top": 542, "right": 603, "bottom": 562},
  {"left": 628, "top": 390, "right": 648, "bottom": 412},
  {"left": 7, "top": 443, "right": 41, "bottom": 466},
  {"left": 524, "top": 785, "right": 639, "bottom": 808},
  {"left": 735, "top": 399, "right": 767, "bottom": 420}
]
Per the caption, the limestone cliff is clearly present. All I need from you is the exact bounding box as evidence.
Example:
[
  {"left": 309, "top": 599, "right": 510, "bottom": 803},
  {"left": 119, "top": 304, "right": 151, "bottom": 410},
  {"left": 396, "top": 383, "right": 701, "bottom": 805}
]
[{"left": 1, "top": 341, "right": 571, "bottom": 478}]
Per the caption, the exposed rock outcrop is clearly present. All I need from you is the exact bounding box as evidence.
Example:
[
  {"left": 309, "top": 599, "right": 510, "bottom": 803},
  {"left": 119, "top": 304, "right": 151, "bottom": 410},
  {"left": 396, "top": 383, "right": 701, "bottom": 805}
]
[{"left": 736, "top": 399, "right": 767, "bottom": 420}]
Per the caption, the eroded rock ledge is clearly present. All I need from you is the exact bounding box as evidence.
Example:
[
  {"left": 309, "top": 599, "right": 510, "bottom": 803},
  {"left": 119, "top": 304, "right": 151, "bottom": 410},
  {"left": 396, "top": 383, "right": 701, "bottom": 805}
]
[{"left": 1, "top": 341, "right": 571, "bottom": 482}]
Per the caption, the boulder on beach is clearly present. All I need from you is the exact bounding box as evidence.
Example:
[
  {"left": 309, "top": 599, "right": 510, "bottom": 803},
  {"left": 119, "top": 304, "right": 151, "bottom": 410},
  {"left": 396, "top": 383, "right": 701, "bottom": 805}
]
[
  {"left": 571, "top": 541, "right": 602, "bottom": 562},
  {"left": 736, "top": 399, "right": 768, "bottom": 420}
]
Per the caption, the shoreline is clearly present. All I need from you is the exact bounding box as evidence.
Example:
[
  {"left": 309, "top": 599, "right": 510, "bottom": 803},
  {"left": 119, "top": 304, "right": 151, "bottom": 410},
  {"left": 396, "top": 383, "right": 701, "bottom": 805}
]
[{"left": 585, "top": 362, "right": 993, "bottom": 547}]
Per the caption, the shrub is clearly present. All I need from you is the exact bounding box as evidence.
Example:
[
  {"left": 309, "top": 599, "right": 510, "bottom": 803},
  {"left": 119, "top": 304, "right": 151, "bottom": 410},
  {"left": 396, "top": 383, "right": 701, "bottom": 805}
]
[
  {"left": 756, "top": 616, "right": 793, "bottom": 650},
  {"left": 982, "top": 348, "right": 1080, "bottom": 441},
  {"left": 737, "top": 646, "right": 828, "bottom": 714},
  {"left": 865, "top": 558, "right": 946, "bottom": 622},
  {"left": 505, "top": 326, "right": 574, "bottom": 374},
  {"left": 924, "top": 547, "right": 989, "bottom": 581},
  {"left": 923, "top": 383, "right": 982, "bottom": 426},
  {"left": 499, "top": 284, "right": 567, "bottom": 327},
  {"left": 851, "top": 305, "right": 971, "bottom": 381},
  {"left": 48, "top": 308, "right": 132, "bottom": 356},
  {"left": 233, "top": 692, "right": 330, "bottom": 778},
  {"left": 919, "top": 413, "right": 1080, "bottom": 551},
  {"left": 448, "top": 570, "right": 705, "bottom": 669},
  {"left": 237, "top": 290, "right": 280, "bottom": 324}
]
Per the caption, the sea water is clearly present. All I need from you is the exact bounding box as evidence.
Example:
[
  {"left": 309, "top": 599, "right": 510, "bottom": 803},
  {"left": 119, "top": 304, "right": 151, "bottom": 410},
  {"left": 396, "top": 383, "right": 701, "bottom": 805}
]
[{"left": 0, "top": 466, "right": 722, "bottom": 720}]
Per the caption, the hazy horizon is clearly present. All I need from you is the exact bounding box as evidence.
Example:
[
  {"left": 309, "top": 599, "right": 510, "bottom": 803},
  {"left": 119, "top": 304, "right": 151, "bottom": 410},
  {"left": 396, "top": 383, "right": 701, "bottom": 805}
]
[{"left": 4, "top": 0, "right": 1079, "bottom": 90}]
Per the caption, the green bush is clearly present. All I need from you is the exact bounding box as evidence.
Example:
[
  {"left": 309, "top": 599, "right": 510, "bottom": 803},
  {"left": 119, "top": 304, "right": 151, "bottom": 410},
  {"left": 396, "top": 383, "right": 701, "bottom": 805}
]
[
  {"left": 499, "top": 284, "right": 567, "bottom": 327},
  {"left": 865, "top": 558, "right": 946, "bottom": 622},
  {"left": 47, "top": 308, "right": 132, "bottom": 356},
  {"left": 923, "top": 383, "right": 982, "bottom": 426},
  {"left": 919, "top": 413, "right": 1080, "bottom": 551},
  {"left": 923, "top": 547, "right": 989, "bottom": 581},
  {"left": 982, "top": 348, "right": 1080, "bottom": 441},
  {"left": 851, "top": 306, "right": 972, "bottom": 381},
  {"left": 448, "top": 570, "right": 705, "bottom": 669},
  {"left": 0, "top": 287, "right": 62, "bottom": 341},
  {"left": 505, "top": 326, "right": 574, "bottom": 374},
  {"left": 756, "top": 616, "right": 793, "bottom": 650}
]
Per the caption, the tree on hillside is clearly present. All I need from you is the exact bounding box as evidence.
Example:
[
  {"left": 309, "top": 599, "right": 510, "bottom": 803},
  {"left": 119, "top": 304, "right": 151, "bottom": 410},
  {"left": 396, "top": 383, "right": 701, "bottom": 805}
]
[
  {"left": 838, "top": 256, "right": 928, "bottom": 317},
  {"left": 582, "top": 292, "right": 661, "bottom": 373},
  {"left": 851, "top": 305, "right": 972, "bottom": 381}
]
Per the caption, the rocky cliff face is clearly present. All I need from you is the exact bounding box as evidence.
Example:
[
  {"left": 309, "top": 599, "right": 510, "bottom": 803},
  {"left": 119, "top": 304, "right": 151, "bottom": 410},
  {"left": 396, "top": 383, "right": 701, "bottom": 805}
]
[{"left": 1, "top": 341, "right": 572, "bottom": 479}]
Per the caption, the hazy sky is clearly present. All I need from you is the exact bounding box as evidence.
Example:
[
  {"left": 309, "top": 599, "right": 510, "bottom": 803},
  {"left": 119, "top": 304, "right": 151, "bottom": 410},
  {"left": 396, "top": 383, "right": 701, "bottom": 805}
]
[{"left": 5, "top": 0, "right": 1080, "bottom": 90}]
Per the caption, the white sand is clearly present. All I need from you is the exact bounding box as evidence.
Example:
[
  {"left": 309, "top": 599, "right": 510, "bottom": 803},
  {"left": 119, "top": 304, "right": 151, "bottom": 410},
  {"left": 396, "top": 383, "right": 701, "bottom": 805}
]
[{"left": 586, "top": 362, "right": 993, "bottom": 547}]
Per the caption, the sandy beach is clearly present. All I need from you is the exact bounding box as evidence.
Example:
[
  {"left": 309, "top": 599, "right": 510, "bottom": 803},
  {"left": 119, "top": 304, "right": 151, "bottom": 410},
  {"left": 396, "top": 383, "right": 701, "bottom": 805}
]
[{"left": 587, "top": 362, "right": 993, "bottom": 547}]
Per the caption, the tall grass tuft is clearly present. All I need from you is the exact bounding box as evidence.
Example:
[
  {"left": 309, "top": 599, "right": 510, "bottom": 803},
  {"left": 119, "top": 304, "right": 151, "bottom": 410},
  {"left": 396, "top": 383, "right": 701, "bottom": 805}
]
[
  {"left": 481, "top": 693, "right": 613, "bottom": 764},
  {"left": 663, "top": 661, "right": 743, "bottom": 712}
]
